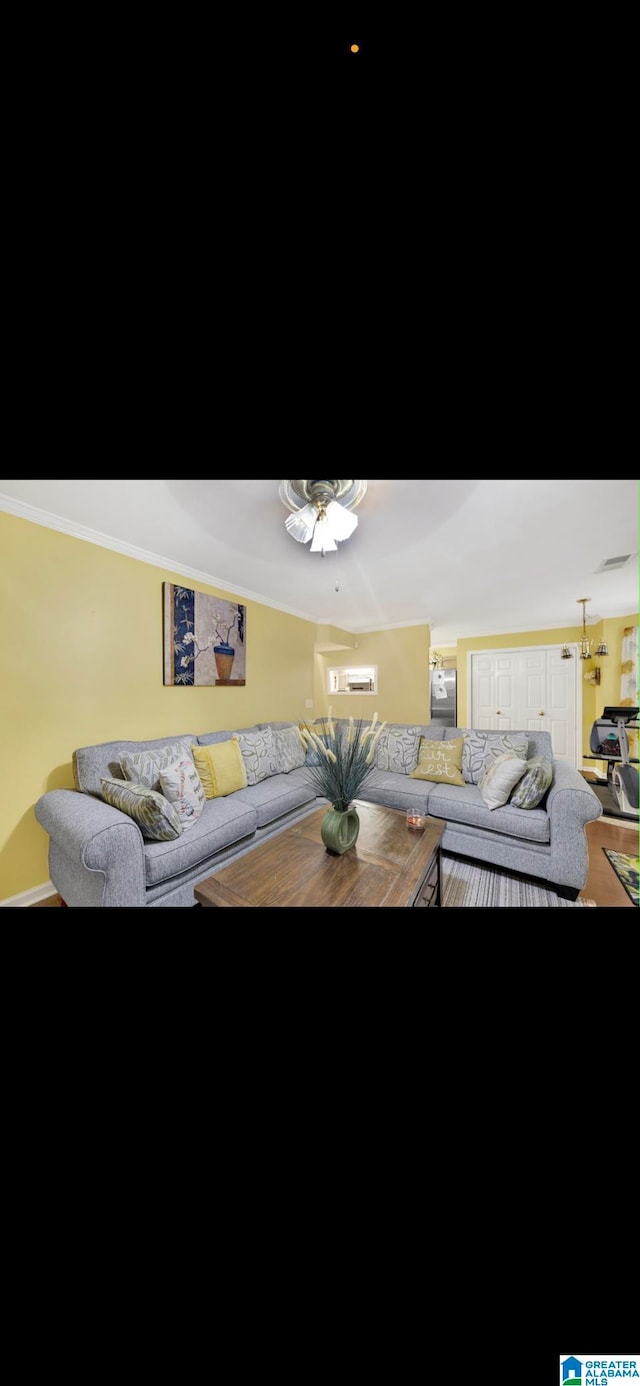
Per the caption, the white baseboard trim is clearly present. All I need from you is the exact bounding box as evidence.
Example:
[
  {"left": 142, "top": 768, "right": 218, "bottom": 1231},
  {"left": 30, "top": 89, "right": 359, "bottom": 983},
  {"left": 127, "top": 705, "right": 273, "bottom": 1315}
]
[{"left": 0, "top": 880, "right": 56, "bottom": 907}]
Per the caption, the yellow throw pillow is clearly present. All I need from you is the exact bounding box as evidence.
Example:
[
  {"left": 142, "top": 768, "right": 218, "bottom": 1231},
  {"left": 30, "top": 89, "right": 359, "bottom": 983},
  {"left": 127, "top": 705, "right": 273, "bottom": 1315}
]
[
  {"left": 409, "top": 736, "right": 464, "bottom": 785},
  {"left": 193, "top": 739, "right": 248, "bottom": 799}
]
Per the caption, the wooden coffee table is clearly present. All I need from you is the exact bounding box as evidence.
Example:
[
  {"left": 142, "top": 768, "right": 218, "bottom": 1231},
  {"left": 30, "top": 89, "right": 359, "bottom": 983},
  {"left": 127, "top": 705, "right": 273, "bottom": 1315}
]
[{"left": 194, "top": 801, "right": 445, "bottom": 908}]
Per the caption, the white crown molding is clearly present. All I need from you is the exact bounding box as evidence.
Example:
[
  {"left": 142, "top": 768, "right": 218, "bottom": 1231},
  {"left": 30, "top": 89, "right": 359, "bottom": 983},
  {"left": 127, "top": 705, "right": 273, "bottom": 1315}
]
[
  {"left": 0, "top": 880, "right": 56, "bottom": 907},
  {"left": 0, "top": 494, "right": 321, "bottom": 625},
  {"left": 328, "top": 617, "right": 433, "bottom": 635},
  {"left": 430, "top": 616, "right": 610, "bottom": 643}
]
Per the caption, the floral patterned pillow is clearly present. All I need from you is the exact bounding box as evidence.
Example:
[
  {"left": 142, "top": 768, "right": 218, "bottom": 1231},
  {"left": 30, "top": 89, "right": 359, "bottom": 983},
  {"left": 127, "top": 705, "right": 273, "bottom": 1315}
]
[
  {"left": 121, "top": 738, "right": 195, "bottom": 792},
  {"left": 158, "top": 757, "right": 206, "bottom": 829},
  {"left": 461, "top": 731, "right": 529, "bottom": 784},
  {"left": 235, "top": 727, "right": 279, "bottom": 785}
]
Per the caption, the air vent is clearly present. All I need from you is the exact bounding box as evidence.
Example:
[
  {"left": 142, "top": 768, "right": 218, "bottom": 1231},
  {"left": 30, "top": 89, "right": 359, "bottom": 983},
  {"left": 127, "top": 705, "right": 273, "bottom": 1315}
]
[{"left": 594, "top": 554, "right": 631, "bottom": 572}]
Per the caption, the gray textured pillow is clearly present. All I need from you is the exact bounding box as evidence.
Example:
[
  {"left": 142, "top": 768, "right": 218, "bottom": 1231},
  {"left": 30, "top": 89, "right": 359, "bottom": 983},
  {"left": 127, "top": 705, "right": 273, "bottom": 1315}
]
[
  {"left": 273, "top": 725, "right": 306, "bottom": 773},
  {"left": 100, "top": 777, "right": 183, "bottom": 840},
  {"left": 235, "top": 727, "right": 279, "bottom": 785},
  {"left": 462, "top": 731, "right": 528, "bottom": 784},
  {"left": 510, "top": 755, "right": 553, "bottom": 809},
  {"left": 121, "top": 738, "right": 195, "bottom": 791},
  {"left": 375, "top": 725, "right": 421, "bottom": 774}
]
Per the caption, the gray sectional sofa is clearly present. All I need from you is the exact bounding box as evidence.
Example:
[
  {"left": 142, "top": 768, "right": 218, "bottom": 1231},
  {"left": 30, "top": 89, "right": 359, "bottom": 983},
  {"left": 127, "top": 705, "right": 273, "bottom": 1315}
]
[{"left": 35, "top": 720, "right": 602, "bottom": 906}]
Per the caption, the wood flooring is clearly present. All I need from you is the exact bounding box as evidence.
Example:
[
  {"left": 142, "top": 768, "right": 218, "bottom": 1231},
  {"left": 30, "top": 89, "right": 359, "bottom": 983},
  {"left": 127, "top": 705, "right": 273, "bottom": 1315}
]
[{"left": 579, "top": 818, "right": 637, "bottom": 907}]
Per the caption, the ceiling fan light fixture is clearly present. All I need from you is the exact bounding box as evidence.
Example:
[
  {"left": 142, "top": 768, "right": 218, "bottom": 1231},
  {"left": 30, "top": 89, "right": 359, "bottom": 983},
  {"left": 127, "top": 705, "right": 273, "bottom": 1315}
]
[{"left": 279, "top": 480, "right": 366, "bottom": 556}]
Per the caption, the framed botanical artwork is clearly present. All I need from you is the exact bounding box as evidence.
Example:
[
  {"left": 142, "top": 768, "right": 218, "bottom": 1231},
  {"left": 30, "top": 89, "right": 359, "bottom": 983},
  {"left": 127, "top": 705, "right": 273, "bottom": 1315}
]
[{"left": 163, "top": 583, "right": 246, "bottom": 686}]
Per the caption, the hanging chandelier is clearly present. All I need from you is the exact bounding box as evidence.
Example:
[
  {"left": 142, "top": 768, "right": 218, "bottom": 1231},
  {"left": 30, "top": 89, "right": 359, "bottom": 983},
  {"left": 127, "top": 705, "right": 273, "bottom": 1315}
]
[
  {"left": 560, "top": 599, "right": 609, "bottom": 660},
  {"left": 279, "top": 480, "right": 367, "bottom": 556}
]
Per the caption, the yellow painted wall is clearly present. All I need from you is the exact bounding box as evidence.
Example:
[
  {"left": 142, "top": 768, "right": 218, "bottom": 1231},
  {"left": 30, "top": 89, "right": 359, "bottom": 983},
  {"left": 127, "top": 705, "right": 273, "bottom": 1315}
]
[
  {"left": 314, "top": 624, "right": 430, "bottom": 726},
  {"left": 314, "top": 624, "right": 355, "bottom": 650},
  {"left": 456, "top": 621, "right": 639, "bottom": 760},
  {"left": 0, "top": 511, "right": 317, "bottom": 900}
]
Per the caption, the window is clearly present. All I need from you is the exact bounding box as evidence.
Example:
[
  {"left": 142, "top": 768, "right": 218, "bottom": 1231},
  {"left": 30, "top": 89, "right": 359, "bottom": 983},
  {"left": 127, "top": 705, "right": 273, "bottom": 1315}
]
[{"left": 327, "top": 665, "right": 377, "bottom": 695}]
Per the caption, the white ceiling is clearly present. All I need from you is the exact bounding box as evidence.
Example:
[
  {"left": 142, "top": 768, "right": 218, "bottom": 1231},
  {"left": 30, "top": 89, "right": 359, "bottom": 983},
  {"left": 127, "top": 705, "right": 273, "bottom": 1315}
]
[{"left": 1, "top": 479, "right": 638, "bottom": 642}]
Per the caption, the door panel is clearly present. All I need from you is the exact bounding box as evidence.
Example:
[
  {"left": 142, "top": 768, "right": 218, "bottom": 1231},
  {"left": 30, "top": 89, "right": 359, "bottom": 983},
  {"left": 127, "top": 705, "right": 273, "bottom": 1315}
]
[
  {"left": 546, "top": 650, "right": 575, "bottom": 763},
  {"left": 494, "top": 655, "right": 518, "bottom": 729},
  {"left": 472, "top": 656, "right": 495, "bottom": 729},
  {"left": 519, "top": 651, "right": 546, "bottom": 733}
]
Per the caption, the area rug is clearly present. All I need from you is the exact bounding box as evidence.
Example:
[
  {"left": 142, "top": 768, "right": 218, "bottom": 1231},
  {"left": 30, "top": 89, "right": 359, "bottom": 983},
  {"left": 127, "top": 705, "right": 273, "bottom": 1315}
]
[
  {"left": 441, "top": 853, "right": 596, "bottom": 907},
  {"left": 603, "top": 850, "right": 639, "bottom": 906}
]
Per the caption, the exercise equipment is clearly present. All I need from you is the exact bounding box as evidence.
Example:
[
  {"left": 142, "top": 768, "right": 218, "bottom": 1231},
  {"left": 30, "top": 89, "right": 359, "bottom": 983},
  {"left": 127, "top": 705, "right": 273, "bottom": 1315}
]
[{"left": 589, "top": 706, "right": 639, "bottom": 816}]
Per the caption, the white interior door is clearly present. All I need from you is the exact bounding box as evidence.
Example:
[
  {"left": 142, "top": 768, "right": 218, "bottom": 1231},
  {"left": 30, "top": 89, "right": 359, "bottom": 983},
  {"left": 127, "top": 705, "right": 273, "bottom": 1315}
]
[
  {"left": 518, "top": 650, "right": 546, "bottom": 733},
  {"left": 494, "top": 654, "right": 518, "bottom": 729},
  {"left": 470, "top": 646, "right": 578, "bottom": 764},
  {"left": 545, "top": 648, "right": 576, "bottom": 763},
  {"left": 471, "top": 655, "right": 495, "bottom": 728}
]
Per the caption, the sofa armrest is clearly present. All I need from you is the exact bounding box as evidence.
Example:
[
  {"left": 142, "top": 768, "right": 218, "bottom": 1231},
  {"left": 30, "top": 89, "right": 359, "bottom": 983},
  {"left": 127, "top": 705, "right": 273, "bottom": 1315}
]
[
  {"left": 35, "top": 789, "right": 146, "bottom": 907},
  {"left": 546, "top": 762, "right": 602, "bottom": 821},
  {"left": 545, "top": 762, "right": 602, "bottom": 888}
]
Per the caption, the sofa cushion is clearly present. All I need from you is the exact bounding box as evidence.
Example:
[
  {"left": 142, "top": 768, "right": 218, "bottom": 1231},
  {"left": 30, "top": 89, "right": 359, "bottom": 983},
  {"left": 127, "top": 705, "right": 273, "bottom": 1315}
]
[
  {"left": 73, "top": 734, "right": 197, "bottom": 797},
  {"left": 196, "top": 727, "right": 261, "bottom": 747},
  {"left": 427, "top": 781, "right": 550, "bottom": 843},
  {"left": 421, "top": 724, "right": 446, "bottom": 740},
  {"left": 235, "top": 728, "right": 279, "bottom": 785},
  {"left": 358, "top": 770, "right": 432, "bottom": 814},
  {"left": 193, "top": 740, "right": 248, "bottom": 798},
  {"left": 100, "top": 777, "right": 183, "bottom": 841},
  {"left": 121, "top": 738, "right": 196, "bottom": 792},
  {"left": 231, "top": 772, "right": 316, "bottom": 828},
  {"left": 143, "top": 797, "right": 258, "bottom": 886},
  {"left": 257, "top": 722, "right": 297, "bottom": 731}
]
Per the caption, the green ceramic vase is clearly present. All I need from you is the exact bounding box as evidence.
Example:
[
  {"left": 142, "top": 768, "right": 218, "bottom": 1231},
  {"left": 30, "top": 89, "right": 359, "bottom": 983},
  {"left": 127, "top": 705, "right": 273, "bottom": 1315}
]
[{"left": 321, "top": 805, "right": 360, "bottom": 855}]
